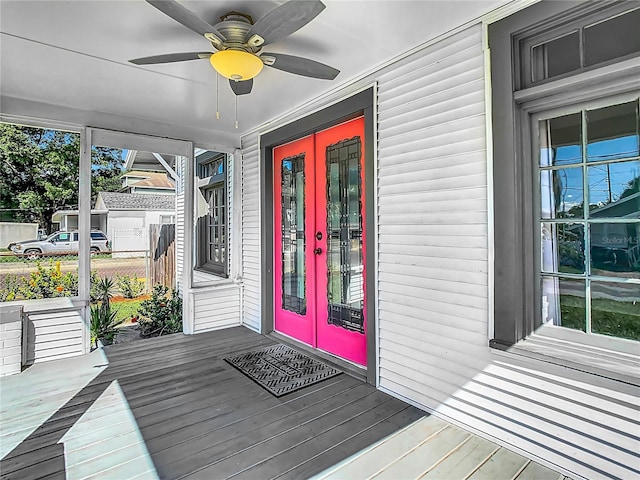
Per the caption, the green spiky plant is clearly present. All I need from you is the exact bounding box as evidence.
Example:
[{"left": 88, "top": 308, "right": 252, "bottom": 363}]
[
  {"left": 90, "top": 303, "right": 125, "bottom": 348},
  {"left": 90, "top": 276, "right": 123, "bottom": 348}
]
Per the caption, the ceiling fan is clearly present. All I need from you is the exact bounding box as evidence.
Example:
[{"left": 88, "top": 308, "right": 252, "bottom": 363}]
[{"left": 129, "top": 0, "right": 340, "bottom": 96}]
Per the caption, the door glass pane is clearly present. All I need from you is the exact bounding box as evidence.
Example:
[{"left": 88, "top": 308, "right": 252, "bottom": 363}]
[
  {"left": 325, "top": 137, "right": 364, "bottom": 334},
  {"left": 590, "top": 223, "right": 640, "bottom": 275},
  {"left": 539, "top": 113, "right": 582, "bottom": 166},
  {"left": 591, "top": 281, "right": 640, "bottom": 341},
  {"left": 541, "top": 276, "right": 586, "bottom": 332},
  {"left": 280, "top": 155, "right": 306, "bottom": 315},
  {"left": 541, "top": 222, "right": 585, "bottom": 274},
  {"left": 586, "top": 101, "right": 639, "bottom": 162},
  {"left": 588, "top": 160, "right": 640, "bottom": 216},
  {"left": 540, "top": 167, "right": 584, "bottom": 219}
]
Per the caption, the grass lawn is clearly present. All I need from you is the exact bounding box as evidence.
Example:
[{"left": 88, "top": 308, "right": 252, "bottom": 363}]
[{"left": 108, "top": 295, "right": 149, "bottom": 325}]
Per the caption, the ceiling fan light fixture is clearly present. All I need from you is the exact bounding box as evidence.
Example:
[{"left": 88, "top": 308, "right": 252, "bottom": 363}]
[{"left": 209, "top": 50, "right": 263, "bottom": 81}]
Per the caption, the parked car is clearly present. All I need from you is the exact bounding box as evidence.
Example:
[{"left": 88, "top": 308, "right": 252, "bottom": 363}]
[{"left": 8, "top": 230, "right": 110, "bottom": 260}]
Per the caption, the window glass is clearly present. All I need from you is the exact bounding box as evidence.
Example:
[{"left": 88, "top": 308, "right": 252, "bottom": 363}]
[
  {"left": 587, "top": 101, "right": 639, "bottom": 162},
  {"left": 541, "top": 277, "right": 586, "bottom": 332},
  {"left": 58, "top": 233, "right": 70, "bottom": 241},
  {"left": 532, "top": 32, "right": 581, "bottom": 82},
  {"left": 588, "top": 160, "right": 640, "bottom": 215},
  {"left": 591, "top": 281, "right": 640, "bottom": 341},
  {"left": 541, "top": 223, "right": 585, "bottom": 274},
  {"left": 584, "top": 9, "right": 640, "bottom": 67},
  {"left": 205, "top": 185, "right": 225, "bottom": 264},
  {"left": 539, "top": 168, "right": 583, "bottom": 219},
  {"left": 590, "top": 223, "right": 640, "bottom": 275},
  {"left": 539, "top": 114, "right": 583, "bottom": 166}
]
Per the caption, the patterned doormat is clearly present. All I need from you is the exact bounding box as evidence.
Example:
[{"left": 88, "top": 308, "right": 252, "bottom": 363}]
[{"left": 224, "top": 344, "right": 342, "bottom": 397}]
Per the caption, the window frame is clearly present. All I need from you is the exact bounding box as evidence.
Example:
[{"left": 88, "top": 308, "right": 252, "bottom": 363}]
[
  {"left": 489, "top": 0, "right": 640, "bottom": 359},
  {"left": 529, "top": 95, "right": 640, "bottom": 354},
  {"left": 518, "top": 2, "right": 640, "bottom": 89},
  {"left": 195, "top": 152, "right": 228, "bottom": 277}
]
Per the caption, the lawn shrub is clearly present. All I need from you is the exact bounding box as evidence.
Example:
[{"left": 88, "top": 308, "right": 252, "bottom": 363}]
[{"left": 137, "top": 285, "right": 182, "bottom": 337}]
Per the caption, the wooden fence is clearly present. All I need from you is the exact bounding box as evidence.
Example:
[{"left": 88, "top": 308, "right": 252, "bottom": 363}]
[{"left": 149, "top": 224, "right": 175, "bottom": 289}]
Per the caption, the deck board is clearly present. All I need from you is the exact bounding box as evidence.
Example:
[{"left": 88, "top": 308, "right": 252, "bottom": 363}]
[
  {"left": 237, "top": 399, "right": 417, "bottom": 479},
  {"left": 1, "top": 326, "right": 569, "bottom": 480},
  {"left": 371, "top": 425, "right": 472, "bottom": 479},
  {"left": 467, "top": 447, "right": 530, "bottom": 480},
  {"left": 321, "top": 412, "right": 449, "bottom": 479},
  {"left": 420, "top": 434, "right": 499, "bottom": 479},
  {"left": 279, "top": 407, "right": 427, "bottom": 480}
]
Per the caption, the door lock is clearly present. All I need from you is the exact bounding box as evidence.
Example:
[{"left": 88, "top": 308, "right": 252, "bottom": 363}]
[
  {"left": 315, "top": 231, "right": 323, "bottom": 240},
  {"left": 313, "top": 247, "right": 323, "bottom": 255}
]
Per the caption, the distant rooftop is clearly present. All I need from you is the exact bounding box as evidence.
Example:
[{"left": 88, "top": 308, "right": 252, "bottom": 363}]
[
  {"left": 97, "top": 192, "right": 175, "bottom": 210},
  {"left": 121, "top": 170, "right": 175, "bottom": 190}
]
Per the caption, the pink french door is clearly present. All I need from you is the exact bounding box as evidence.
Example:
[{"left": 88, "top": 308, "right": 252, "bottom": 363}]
[{"left": 273, "top": 117, "right": 367, "bottom": 366}]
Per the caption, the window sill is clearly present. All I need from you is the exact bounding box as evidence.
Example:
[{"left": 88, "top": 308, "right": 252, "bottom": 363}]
[{"left": 490, "top": 333, "right": 640, "bottom": 387}]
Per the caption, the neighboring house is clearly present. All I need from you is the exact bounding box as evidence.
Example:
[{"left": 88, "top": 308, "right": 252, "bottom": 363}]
[
  {"left": 51, "top": 209, "right": 108, "bottom": 233},
  {"left": 2, "top": 2, "right": 639, "bottom": 480},
  {"left": 94, "top": 191, "right": 175, "bottom": 257},
  {"left": 52, "top": 169, "right": 176, "bottom": 232},
  {"left": 119, "top": 170, "right": 175, "bottom": 195}
]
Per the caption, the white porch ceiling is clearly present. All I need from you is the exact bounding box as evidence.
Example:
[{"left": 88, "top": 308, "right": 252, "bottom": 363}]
[{"left": 0, "top": 0, "right": 507, "bottom": 147}]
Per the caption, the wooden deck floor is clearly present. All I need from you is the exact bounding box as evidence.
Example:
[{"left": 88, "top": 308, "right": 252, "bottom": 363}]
[{"left": 0, "top": 326, "right": 568, "bottom": 480}]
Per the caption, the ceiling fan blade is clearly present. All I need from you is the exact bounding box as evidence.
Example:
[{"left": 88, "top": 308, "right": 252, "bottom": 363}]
[
  {"left": 245, "top": 0, "right": 325, "bottom": 46},
  {"left": 129, "top": 52, "right": 211, "bottom": 65},
  {"left": 229, "top": 79, "right": 253, "bottom": 96},
  {"left": 262, "top": 53, "right": 339, "bottom": 80},
  {"left": 146, "top": 0, "right": 226, "bottom": 43}
]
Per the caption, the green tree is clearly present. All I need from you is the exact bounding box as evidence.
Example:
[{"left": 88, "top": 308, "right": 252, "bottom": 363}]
[{"left": 0, "top": 123, "right": 123, "bottom": 233}]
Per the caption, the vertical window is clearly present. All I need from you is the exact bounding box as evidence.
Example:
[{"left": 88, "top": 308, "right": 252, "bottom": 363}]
[
  {"left": 490, "top": 1, "right": 640, "bottom": 351},
  {"left": 195, "top": 151, "right": 227, "bottom": 277},
  {"left": 538, "top": 99, "right": 640, "bottom": 341}
]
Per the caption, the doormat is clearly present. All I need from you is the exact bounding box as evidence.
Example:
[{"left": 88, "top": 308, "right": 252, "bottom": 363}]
[{"left": 224, "top": 344, "right": 342, "bottom": 397}]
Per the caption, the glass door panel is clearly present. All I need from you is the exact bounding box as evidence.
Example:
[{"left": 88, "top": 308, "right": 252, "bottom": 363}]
[
  {"left": 325, "top": 137, "right": 365, "bottom": 333},
  {"left": 281, "top": 154, "right": 307, "bottom": 315}
]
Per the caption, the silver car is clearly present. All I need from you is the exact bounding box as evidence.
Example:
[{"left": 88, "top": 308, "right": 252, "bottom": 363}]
[{"left": 8, "top": 230, "right": 110, "bottom": 260}]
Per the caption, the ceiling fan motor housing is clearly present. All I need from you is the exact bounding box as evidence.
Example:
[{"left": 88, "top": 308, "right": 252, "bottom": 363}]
[{"left": 131, "top": 0, "right": 339, "bottom": 90}]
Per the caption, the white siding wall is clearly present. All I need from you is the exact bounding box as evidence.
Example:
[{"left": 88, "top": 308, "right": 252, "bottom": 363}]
[
  {"left": 238, "top": 23, "right": 638, "bottom": 480},
  {"left": 191, "top": 286, "right": 241, "bottom": 333},
  {"left": 239, "top": 135, "right": 261, "bottom": 332},
  {"left": 375, "top": 26, "right": 637, "bottom": 480},
  {"left": 22, "top": 300, "right": 85, "bottom": 365}
]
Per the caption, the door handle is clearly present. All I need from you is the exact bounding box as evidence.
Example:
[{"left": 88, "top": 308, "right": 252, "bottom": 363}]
[
  {"left": 314, "top": 247, "right": 323, "bottom": 255},
  {"left": 315, "top": 231, "right": 323, "bottom": 240}
]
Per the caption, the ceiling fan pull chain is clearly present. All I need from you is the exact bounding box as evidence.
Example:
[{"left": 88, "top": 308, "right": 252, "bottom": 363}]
[
  {"left": 216, "top": 73, "right": 220, "bottom": 120},
  {"left": 235, "top": 95, "right": 239, "bottom": 129}
]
